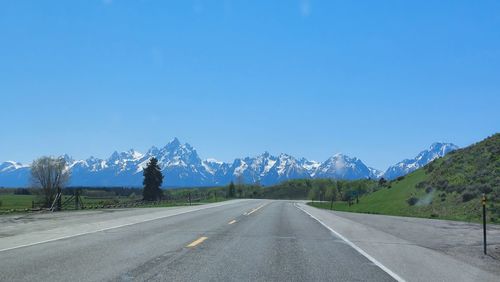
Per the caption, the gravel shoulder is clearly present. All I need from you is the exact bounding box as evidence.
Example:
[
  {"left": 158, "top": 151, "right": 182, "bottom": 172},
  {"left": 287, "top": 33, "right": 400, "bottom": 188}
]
[
  {"left": 328, "top": 209, "right": 500, "bottom": 275},
  {"left": 298, "top": 203, "right": 500, "bottom": 282}
]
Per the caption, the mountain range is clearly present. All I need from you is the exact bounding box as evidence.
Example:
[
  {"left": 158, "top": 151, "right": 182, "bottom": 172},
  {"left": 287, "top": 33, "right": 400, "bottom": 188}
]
[
  {"left": 383, "top": 143, "right": 459, "bottom": 180},
  {"left": 0, "top": 138, "right": 458, "bottom": 187}
]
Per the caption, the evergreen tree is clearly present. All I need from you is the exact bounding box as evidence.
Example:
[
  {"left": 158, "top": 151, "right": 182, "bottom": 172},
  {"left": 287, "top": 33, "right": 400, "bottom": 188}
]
[
  {"left": 143, "top": 157, "right": 164, "bottom": 201},
  {"left": 228, "top": 181, "right": 236, "bottom": 198}
]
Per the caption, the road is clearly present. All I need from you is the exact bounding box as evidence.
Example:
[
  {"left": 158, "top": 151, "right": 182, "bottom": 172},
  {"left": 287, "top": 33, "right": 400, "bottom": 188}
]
[{"left": 0, "top": 200, "right": 395, "bottom": 282}]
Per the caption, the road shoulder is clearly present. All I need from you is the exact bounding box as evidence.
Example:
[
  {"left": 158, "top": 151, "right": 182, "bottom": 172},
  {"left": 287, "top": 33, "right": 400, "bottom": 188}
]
[{"left": 297, "top": 203, "right": 499, "bottom": 282}]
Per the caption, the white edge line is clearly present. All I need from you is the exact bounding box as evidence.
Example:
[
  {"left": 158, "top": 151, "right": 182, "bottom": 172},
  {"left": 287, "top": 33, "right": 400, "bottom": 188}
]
[
  {"left": 294, "top": 203, "right": 406, "bottom": 282},
  {"left": 0, "top": 201, "right": 241, "bottom": 253}
]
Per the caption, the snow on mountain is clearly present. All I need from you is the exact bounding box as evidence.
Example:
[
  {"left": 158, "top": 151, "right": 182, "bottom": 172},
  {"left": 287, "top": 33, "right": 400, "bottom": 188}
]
[
  {"left": 298, "top": 158, "right": 320, "bottom": 172},
  {"left": 0, "top": 161, "right": 29, "bottom": 172},
  {"left": 107, "top": 149, "right": 145, "bottom": 172},
  {"left": 0, "top": 161, "right": 30, "bottom": 187},
  {"left": 71, "top": 157, "right": 107, "bottom": 172},
  {"left": 224, "top": 152, "right": 275, "bottom": 184},
  {"left": 383, "top": 142, "right": 459, "bottom": 180},
  {"left": 141, "top": 138, "right": 214, "bottom": 186},
  {"left": 260, "top": 154, "right": 311, "bottom": 185},
  {"left": 368, "top": 167, "right": 384, "bottom": 179},
  {"left": 0, "top": 139, "right": 459, "bottom": 187},
  {"left": 203, "top": 159, "right": 230, "bottom": 185},
  {"left": 202, "top": 159, "right": 222, "bottom": 174},
  {"left": 313, "top": 153, "right": 372, "bottom": 180}
]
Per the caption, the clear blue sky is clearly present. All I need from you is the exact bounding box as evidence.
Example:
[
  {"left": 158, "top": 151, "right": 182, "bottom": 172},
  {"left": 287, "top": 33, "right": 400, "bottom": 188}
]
[{"left": 1, "top": 0, "right": 499, "bottom": 170}]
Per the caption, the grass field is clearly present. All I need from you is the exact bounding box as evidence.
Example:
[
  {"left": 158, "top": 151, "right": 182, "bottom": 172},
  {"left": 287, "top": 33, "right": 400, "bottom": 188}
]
[
  {"left": 0, "top": 193, "right": 227, "bottom": 215},
  {"left": 0, "top": 194, "right": 131, "bottom": 212},
  {"left": 309, "top": 170, "right": 485, "bottom": 223},
  {"left": 0, "top": 194, "right": 36, "bottom": 211}
]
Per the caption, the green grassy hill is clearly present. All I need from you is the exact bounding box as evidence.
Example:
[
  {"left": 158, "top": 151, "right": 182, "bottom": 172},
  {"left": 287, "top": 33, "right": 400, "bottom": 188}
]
[{"left": 312, "top": 133, "right": 500, "bottom": 223}]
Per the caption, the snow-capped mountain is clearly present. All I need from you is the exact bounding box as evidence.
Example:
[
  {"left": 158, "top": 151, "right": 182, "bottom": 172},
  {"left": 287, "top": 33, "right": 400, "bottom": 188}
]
[
  {"left": 73, "top": 139, "right": 215, "bottom": 187},
  {"left": 0, "top": 139, "right": 459, "bottom": 187},
  {"left": 313, "top": 154, "right": 372, "bottom": 180},
  {"left": 383, "top": 142, "right": 459, "bottom": 180},
  {"left": 368, "top": 167, "right": 384, "bottom": 179},
  {"left": 0, "top": 161, "right": 30, "bottom": 187},
  {"left": 262, "top": 153, "right": 311, "bottom": 185},
  {"left": 214, "top": 153, "right": 308, "bottom": 185}
]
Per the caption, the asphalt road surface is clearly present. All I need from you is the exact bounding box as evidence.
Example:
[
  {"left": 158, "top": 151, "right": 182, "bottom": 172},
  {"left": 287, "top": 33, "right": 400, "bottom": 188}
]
[{"left": 0, "top": 200, "right": 395, "bottom": 282}]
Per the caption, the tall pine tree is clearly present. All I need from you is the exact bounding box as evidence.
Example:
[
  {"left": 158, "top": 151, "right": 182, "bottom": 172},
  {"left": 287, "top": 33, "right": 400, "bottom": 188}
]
[{"left": 143, "top": 157, "right": 164, "bottom": 201}]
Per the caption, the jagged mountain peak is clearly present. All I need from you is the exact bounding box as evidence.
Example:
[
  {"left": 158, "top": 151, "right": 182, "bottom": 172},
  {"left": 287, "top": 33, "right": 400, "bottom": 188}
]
[
  {"left": 128, "top": 149, "right": 144, "bottom": 159},
  {"left": 422, "top": 142, "right": 458, "bottom": 158},
  {"left": 204, "top": 158, "right": 223, "bottom": 164},
  {"left": 1, "top": 161, "right": 28, "bottom": 172},
  {"left": 383, "top": 142, "right": 459, "bottom": 180},
  {"left": 164, "top": 137, "right": 183, "bottom": 150},
  {"left": 108, "top": 149, "right": 143, "bottom": 163},
  {"left": 262, "top": 151, "right": 271, "bottom": 157},
  {"left": 314, "top": 153, "right": 371, "bottom": 180},
  {"left": 323, "top": 153, "right": 362, "bottom": 167},
  {"left": 145, "top": 146, "right": 160, "bottom": 157},
  {"left": 429, "top": 142, "right": 457, "bottom": 149}
]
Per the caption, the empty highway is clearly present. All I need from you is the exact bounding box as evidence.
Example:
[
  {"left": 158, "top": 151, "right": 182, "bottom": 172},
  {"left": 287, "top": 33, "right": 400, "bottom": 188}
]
[
  {"left": 2, "top": 199, "right": 499, "bottom": 282},
  {"left": 0, "top": 200, "right": 395, "bottom": 282}
]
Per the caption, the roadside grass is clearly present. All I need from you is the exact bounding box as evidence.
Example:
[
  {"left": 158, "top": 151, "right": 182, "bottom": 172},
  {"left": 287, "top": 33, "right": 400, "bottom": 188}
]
[
  {"left": 0, "top": 193, "right": 227, "bottom": 215},
  {"left": 0, "top": 194, "right": 36, "bottom": 211},
  {"left": 0, "top": 195, "right": 135, "bottom": 210},
  {"left": 309, "top": 170, "right": 486, "bottom": 223}
]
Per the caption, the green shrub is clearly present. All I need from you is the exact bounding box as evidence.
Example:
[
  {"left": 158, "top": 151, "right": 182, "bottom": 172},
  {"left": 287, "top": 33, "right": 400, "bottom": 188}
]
[
  {"left": 425, "top": 162, "right": 435, "bottom": 173},
  {"left": 462, "top": 192, "right": 476, "bottom": 202},
  {"left": 407, "top": 197, "right": 418, "bottom": 206},
  {"left": 416, "top": 181, "right": 427, "bottom": 189}
]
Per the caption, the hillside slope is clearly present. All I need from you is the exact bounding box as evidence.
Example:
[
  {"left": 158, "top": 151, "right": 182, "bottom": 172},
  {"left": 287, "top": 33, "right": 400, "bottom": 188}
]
[{"left": 313, "top": 134, "right": 499, "bottom": 222}]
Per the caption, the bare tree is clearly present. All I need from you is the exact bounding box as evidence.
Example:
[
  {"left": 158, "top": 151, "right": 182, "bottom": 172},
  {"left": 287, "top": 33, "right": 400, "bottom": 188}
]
[{"left": 31, "top": 157, "right": 70, "bottom": 210}]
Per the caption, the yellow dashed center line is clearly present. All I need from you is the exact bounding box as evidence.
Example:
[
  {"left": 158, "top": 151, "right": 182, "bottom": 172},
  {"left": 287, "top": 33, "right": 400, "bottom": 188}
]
[
  {"left": 228, "top": 220, "right": 237, "bottom": 225},
  {"left": 186, "top": 236, "right": 208, "bottom": 248}
]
